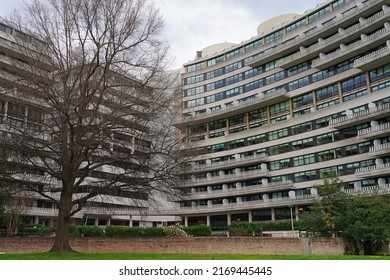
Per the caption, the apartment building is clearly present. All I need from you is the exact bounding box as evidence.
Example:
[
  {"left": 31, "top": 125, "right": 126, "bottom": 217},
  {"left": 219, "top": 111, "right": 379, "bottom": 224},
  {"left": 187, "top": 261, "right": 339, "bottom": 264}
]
[
  {"left": 174, "top": 0, "right": 390, "bottom": 230},
  {"left": 0, "top": 19, "right": 178, "bottom": 229}
]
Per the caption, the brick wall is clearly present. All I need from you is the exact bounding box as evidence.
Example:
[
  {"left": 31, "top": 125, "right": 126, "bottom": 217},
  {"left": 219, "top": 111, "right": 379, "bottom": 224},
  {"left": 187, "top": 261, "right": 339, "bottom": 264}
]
[{"left": 0, "top": 236, "right": 345, "bottom": 255}]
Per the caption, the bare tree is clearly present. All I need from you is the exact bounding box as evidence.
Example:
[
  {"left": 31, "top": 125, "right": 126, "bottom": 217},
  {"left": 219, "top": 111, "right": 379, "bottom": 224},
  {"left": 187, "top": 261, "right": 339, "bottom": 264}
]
[{"left": 0, "top": 0, "right": 188, "bottom": 252}]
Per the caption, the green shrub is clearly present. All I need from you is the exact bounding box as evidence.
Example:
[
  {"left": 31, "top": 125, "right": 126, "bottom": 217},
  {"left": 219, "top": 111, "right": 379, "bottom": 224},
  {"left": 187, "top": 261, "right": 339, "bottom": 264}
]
[
  {"left": 182, "top": 225, "right": 212, "bottom": 236},
  {"left": 227, "top": 222, "right": 262, "bottom": 236},
  {"left": 260, "top": 220, "right": 300, "bottom": 231},
  {"left": 105, "top": 226, "right": 165, "bottom": 237},
  {"left": 70, "top": 225, "right": 103, "bottom": 236},
  {"left": 143, "top": 227, "right": 165, "bottom": 237},
  {"left": 19, "top": 225, "right": 55, "bottom": 234}
]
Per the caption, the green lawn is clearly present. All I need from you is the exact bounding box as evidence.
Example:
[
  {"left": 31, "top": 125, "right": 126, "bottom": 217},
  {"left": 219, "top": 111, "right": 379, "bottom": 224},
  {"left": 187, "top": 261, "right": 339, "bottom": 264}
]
[{"left": 0, "top": 253, "right": 389, "bottom": 260}]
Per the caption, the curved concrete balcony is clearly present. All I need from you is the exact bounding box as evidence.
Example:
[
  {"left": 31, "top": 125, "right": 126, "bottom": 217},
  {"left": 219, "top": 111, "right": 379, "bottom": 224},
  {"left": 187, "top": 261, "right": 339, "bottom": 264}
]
[
  {"left": 344, "top": 184, "right": 390, "bottom": 195},
  {"left": 181, "top": 181, "right": 294, "bottom": 200},
  {"left": 15, "top": 206, "right": 145, "bottom": 218},
  {"left": 249, "top": 0, "right": 386, "bottom": 69},
  {"left": 177, "top": 194, "right": 318, "bottom": 215},
  {"left": 312, "top": 27, "right": 390, "bottom": 69},
  {"left": 358, "top": 122, "right": 390, "bottom": 139},
  {"left": 175, "top": 89, "right": 288, "bottom": 127},
  {"left": 185, "top": 169, "right": 270, "bottom": 187},
  {"left": 191, "top": 153, "right": 269, "bottom": 173},
  {"left": 355, "top": 163, "right": 390, "bottom": 178},
  {"left": 329, "top": 102, "right": 390, "bottom": 129},
  {"left": 354, "top": 45, "right": 390, "bottom": 70},
  {"left": 369, "top": 142, "right": 390, "bottom": 157}
]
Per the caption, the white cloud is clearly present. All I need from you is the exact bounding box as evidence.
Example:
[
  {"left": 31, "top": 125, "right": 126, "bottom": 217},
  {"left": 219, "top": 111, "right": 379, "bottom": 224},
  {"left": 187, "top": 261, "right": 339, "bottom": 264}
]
[{"left": 152, "top": 0, "right": 322, "bottom": 68}]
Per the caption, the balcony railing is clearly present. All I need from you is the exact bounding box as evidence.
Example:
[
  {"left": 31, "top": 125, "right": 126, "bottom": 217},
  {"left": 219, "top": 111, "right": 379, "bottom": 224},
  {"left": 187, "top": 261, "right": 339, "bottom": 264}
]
[
  {"left": 358, "top": 122, "right": 390, "bottom": 138},
  {"left": 355, "top": 163, "right": 390, "bottom": 177},
  {"left": 329, "top": 102, "right": 390, "bottom": 128},
  {"left": 353, "top": 45, "right": 390, "bottom": 69},
  {"left": 186, "top": 169, "right": 270, "bottom": 186},
  {"left": 178, "top": 194, "right": 318, "bottom": 214},
  {"left": 249, "top": 0, "right": 383, "bottom": 68},
  {"left": 312, "top": 27, "right": 390, "bottom": 69},
  {"left": 178, "top": 89, "right": 288, "bottom": 124},
  {"left": 13, "top": 206, "right": 146, "bottom": 218},
  {"left": 369, "top": 142, "right": 390, "bottom": 154},
  {"left": 344, "top": 184, "right": 390, "bottom": 195},
  {"left": 191, "top": 153, "right": 269, "bottom": 172},
  {"left": 186, "top": 180, "right": 294, "bottom": 199}
]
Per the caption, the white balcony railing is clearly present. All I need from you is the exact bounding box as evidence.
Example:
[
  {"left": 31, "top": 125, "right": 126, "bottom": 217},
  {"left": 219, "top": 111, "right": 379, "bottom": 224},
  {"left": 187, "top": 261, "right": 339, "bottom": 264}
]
[
  {"left": 329, "top": 102, "right": 390, "bottom": 127},
  {"left": 358, "top": 122, "right": 390, "bottom": 137},
  {"left": 355, "top": 163, "right": 390, "bottom": 176},
  {"left": 369, "top": 142, "right": 390, "bottom": 153},
  {"left": 192, "top": 153, "right": 269, "bottom": 171}
]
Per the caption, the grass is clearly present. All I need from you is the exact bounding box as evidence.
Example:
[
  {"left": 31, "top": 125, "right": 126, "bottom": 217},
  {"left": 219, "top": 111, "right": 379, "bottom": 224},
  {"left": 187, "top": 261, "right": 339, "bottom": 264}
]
[{"left": 0, "top": 253, "right": 389, "bottom": 260}]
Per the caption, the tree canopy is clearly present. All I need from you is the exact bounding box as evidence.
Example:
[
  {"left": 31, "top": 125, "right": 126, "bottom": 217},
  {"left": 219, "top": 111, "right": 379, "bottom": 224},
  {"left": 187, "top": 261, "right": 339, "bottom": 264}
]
[
  {"left": 299, "top": 174, "right": 390, "bottom": 255},
  {"left": 0, "top": 0, "right": 187, "bottom": 252}
]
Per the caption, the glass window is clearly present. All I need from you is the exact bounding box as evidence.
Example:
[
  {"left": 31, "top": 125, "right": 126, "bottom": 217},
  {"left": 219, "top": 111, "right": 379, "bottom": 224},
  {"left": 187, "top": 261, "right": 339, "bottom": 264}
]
[
  {"left": 187, "top": 62, "right": 204, "bottom": 73},
  {"left": 316, "top": 84, "right": 339, "bottom": 101},
  {"left": 226, "top": 86, "right": 243, "bottom": 98},
  {"left": 292, "top": 138, "right": 314, "bottom": 151},
  {"left": 206, "top": 68, "right": 224, "bottom": 79},
  {"left": 295, "top": 170, "right": 317, "bottom": 182},
  {"left": 341, "top": 74, "right": 366, "bottom": 92},
  {"left": 265, "top": 29, "right": 284, "bottom": 43},
  {"left": 291, "top": 122, "right": 312, "bottom": 135},
  {"left": 209, "top": 119, "right": 226, "bottom": 130},
  {"left": 288, "top": 62, "right": 309, "bottom": 77},
  {"left": 270, "top": 101, "right": 289, "bottom": 115},
  {"left": 247, "top": 134, "right": 266, "bottom": 145},
  {"left": 245, "top": 80, "right": 262, "bottom": 92},
  {"left": 370, "top": 63, "right": 390, "bottom": 82},
  {"left": 229, "top": 113, "right": 246, "bottom": 126},
  {"left": 226, "top": 48, "right": 242, "bottom": 60},
  {"left": 269, "top": 143, "right": 290, "bottom": 156},
  {"left": 317, "top": 132, "right": 339, "bottom": 145},
  {"left": 207, "top": 55, "right": 224, "bottom": 67},
  {"left": 286, "top": 18, "right": 306, "bottom": 33},
  {"left": 245, "top": 39, "right": 263, "bottom": 52},
  {"left": 292, "top": 93, "right": 313, "bottom": 109},
  {"left": 288, "top": 77, "right": 309, "bottom": 91},
  {"left": 293, "top": 154, "right": 315, "bottom": 166},
  {"left": 225, "top": 61, "right": 243, "bottom": 73},
  {"left": 269, "top": 128, "right": 288, "bottom": 141},
  {"left": 308, "top": 6, "right": 330, "bottom": 23}
]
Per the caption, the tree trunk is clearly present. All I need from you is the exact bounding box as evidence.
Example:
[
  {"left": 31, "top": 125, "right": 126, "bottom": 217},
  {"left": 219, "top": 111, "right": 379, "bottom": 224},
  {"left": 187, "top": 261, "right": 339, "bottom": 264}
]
[
  {"left": 362, "top": 241, "right": 373, "bottom": 256},
  {"left": 50, "top": 190, "right": 76, "bottom": 253}
]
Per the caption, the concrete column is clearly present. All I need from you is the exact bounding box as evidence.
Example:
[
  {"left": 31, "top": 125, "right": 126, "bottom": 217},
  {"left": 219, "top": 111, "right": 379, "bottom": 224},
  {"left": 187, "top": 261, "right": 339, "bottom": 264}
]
[
  {"left": 206, "top": 215, "right": 211, "bottom": 226},
  {"left": 129, "top": 215, "right": 133, "bottom": 227},
  {"left": 227, "top": 213, "right": 232, "bottom": 225},
  {"left": 248, "top": 211, "right": 253, "bottom": 223},
  {"left": 184, "top": 216, "right": 189, "bottom": 227},
  {"left": 107, "top": 218, "right": 111, "bottom": 226},
  {"left": 95, "top": 218, "right": 99, "bottom": 226},
  {"left": 271, "top": 208, "right": 275, "bottom": 222}
]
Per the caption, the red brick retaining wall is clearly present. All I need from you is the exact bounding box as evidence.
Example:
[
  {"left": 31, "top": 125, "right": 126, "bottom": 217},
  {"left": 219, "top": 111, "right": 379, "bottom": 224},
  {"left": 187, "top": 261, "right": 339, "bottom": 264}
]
[{"left": 0, "top": 236, "right": 345, "bottom": 255}]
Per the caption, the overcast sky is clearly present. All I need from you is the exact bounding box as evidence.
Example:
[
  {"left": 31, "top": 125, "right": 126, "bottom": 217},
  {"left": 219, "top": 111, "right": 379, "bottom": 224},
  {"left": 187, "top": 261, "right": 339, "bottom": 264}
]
[{"left": 0, "top": 0, "right": 323, "bottom": 69}]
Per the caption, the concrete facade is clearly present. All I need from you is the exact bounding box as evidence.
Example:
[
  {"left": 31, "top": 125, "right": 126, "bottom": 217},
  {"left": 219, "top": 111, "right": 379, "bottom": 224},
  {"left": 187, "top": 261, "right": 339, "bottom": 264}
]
[{"left": 174, "top": 0, "right": 390, "bottom": 229}]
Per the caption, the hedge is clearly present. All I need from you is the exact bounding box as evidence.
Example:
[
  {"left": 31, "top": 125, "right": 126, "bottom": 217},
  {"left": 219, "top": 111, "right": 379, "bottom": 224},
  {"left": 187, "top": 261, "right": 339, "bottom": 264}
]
[
  {"left": 70, "top": 225, "right": 103, "bottom": 236},
  {"left": 105, "top": 225, "right": 165, "bottom": 237},
  {"left": 19, "top": 225, "right": 56, "bottom": 234},
  {"left": 227, "top": 221, "right": 262, "bottom": 236},
  {"left": 182, "top": 225, "right": 212, "bottom": 236}
]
